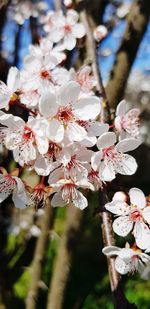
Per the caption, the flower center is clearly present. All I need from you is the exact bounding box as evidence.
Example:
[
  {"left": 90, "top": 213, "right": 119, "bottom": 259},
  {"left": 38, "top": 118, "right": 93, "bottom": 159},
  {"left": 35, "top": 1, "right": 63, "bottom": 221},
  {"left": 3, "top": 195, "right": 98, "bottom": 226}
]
[
  {"left": 22, "top": 126, "right": 35, "bottom": 141},
  {"left": 57, "top": 106, "right": 73, "bottom": 125},
  {"left": 66, "top": 155, "right": 77, "bottom": 170},
  {"left": 62, "top": 182, "right": 77, "bottom": 203},
  {"left": 48, "top": 142, "right": 61, "bottom": 160},
  {"left": 40, "top": 70, "right": 50, "bottom": 80},
  {"left": 64, "top": 24, "right": 72, "bottom": 33},
  {"left": 129, "top": 208, "right": 142, "bottom": 222},
  {"left": 103, "top": 146, "right": 116, "bottom": 160}
]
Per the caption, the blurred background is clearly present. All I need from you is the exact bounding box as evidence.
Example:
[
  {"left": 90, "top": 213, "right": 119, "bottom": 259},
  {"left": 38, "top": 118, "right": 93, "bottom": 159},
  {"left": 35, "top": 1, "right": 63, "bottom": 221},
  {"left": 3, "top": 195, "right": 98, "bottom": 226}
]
[{"left": 0, "top": 0, "right": 150, "bottom": 308}]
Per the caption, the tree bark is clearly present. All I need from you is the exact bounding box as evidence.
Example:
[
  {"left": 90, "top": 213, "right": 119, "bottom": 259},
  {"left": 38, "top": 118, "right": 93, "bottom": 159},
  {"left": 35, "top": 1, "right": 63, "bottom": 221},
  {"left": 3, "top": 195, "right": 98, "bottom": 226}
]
[
  {"left": 46, "top": 205, "right": 83, "bottom": 309},
  {"left": 25, "top": 199, "right": 53, "bottom": 309},
  {"left": 106, "top": 0, "right": 150, "bottom": 108}
]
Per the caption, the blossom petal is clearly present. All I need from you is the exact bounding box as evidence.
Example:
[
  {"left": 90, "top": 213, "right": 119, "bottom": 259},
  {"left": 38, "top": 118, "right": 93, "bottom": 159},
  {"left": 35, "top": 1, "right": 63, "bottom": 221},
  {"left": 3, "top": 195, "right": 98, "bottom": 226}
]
[
  {"left": 105, "top": 200, "right": 130, "bottom": 216},
  {"left": 72, "top": 23, "right": 85, "bottom": 38},
  {"left": 59, "top": 81, "right": 80, "bottom": 106},
  {"left": 134, "top": 222, "right": 150, "bottom": 250},
  {"left": 116, "top": 154, "right": 137, "bottom": 176},
  {"left": 143, "top": 207, "right": 150, "bottom": 224},
  {"left": 97, "top": 132, "right": 116, "bottom": 149},
  {"left": 113, "top": 216, "right": 133, "bottom": 236},
  {"left": 46, "top": 119, "right": 64, "bottom": 143},
  {"left": 39, "top": 91, "right": 57, "bottom": 117},
  {"left": 67, "top": 122, "right": 87, "bottom": 142},
  {"left": 0, "top": 82, "right": 11, "bottom": 109},
  {"left": 129, "top": 188, "right": 146, "bottom": 209},
  {"left": 115, "top": 256, "right": 131, "bottom": 275},
  {"left": 73, "top": 96, "right": 101, "bottom": 120},
  {"left": 73, "top": 191, "right": 87, "bottom": 209},
  {"left": 99, "top": 161, "right": 116, "bottom": 182},
  {"left": 0, "top": 111, "right": 25, "bottom": 130},
  {"left": 102, "top": 246, "right": 121, "bottom": 256},
  {"left": 91, "top": 151, "right": 103, "bottom": 171},
  {"left": 116, "top": 100, "right": 127, "bottom": 116},
  {"left": 115, "top": 138, "right": 141, "bottom": 153},
  {"left": 51, "top": 191, "right": 67, "bottom": 207},
  {"left": 64, "top": 33, "right": 76, "bottom": 50},
  {"left": 7, "top": 67, "right": 20, "bottom": 92},
  {"left": 36, "top": 136, "right": 49, "bottom": 155},
  {"left": 12, "top": 177, "right": 29, "bottom": 209}
]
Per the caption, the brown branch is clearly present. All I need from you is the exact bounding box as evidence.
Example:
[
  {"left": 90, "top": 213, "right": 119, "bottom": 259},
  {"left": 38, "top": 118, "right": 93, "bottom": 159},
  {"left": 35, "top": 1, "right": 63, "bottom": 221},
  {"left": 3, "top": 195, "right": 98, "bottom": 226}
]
[
  {"left": 78, "top": 7, "right": 139, "bottom": 308},
  {"left": 54, "top": 0, "right": 62, "bottom": 11},
  {"left": 46, "top": 205, "right": 83, "bottom": 309},
  {"left": 77, "top": 13, "right": 118, "bottom": 290},
  {"left": 25, "top": 199, "right": 53, "bottom": 309},
  {"left": 106, "top": 0, "right": 150, "bottom": 108}
]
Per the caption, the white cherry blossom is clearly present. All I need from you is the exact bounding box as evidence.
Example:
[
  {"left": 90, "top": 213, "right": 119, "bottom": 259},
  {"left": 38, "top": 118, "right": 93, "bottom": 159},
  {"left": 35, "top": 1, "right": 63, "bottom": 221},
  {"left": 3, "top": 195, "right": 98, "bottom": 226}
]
[
  {"left": 0, "top": 168, "right": 29, "bottom": 208},
  {"left": 50, "top": 177, "right": 94, "bottom": 210},
  {"left": 69, "top": 66, "right": 96, "bottom": 94},
  {"left": 39, "top": 81, "right": 101, "bottom": 143},
  {"left": 115, "top": 100, "right": 140, "bottom": 139},
  {"left": 0, "top": 67, "right": 20, "bottom": 109},
  {"left": 0, "top": 112, "right": 48, "bottom": 166},
  {"left": 105, "top": 188, "right": 150, "bottom": 250},
  {"left": 47, "top": 143, "right": 92, "bottom": 182},
  {"left": 91, "top": 132, "right": 140, "bottom": 182},
  {"left": 102, "top": 244, "right": 150, "bottom": 276},
  {"left": 44, "top": 9, "right": 85, "bottom": 50}
]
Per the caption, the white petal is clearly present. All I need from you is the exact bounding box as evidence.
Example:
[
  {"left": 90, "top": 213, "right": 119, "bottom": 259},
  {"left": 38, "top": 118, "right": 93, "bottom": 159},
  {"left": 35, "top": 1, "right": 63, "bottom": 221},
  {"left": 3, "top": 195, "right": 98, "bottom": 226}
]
[
  {"left": 39, "top": 91, "right": 57, "bottom": 118},
  {"left": 0, "top": 111, "right": 24, "bottom": 130},
  {"left": 0, "top": 175, "right": 12, "bottom": 202},
  {"left": 105, "top": 200, "right": 130, "bottom": 216},
  {"left": 115, "top": 256, "right": 131, "bottom": 275},
  {"left": 102, "top": 246, "right": 121, "bottom": 256},
  {"left": 7, "top": 67, "right": 20, "bottom": 92},
  {"left": 36, "top": 136, "right": 49, "bottom": 155},
  {"left": 129, "top": 188, "right": 146, "bottom": 208},
  {"left": 0, "top": 82, "right": 11, "bottom": 108},
  {"left": 59, "top": 81, "right": 80, "bottom": 106},
  {"left": 88, "top": 123, "right": 109, "bottom": 137},
  {"left": 116, "top": 100, "right": 127, "bottom": 116},
  {"left": 97, "top": 132, "right": 116, "bottom": 149},
  {"left": 46, "top": 119, "right": 64, "bottom": 143},
  {"left": 12, "top": 177, "right": 29, "bottom": 209},
  {"left": 73, "top": 96, "right": 101, "bottom": 120},
  {"left": 34, "top": 156, "right": 52, "bottom": 176},
  {"left": 51, "top": 191, "right": 66, "bottom": 207},
  {"left": 91, "top": 151, "right": 103, "bottom": 171},
  {"left": 115, "top": 138, "right": 141, "bottom": 153},
  {"left": 116, "top": 154, "right": 137, "bottom": 175},
  {"left": 134, "top": 222, "right": 150, "bottom": 250},
  {"left": 99, "top": 161, "right": 116, "bottom": 182},
  {"left": 73, "top": 191, "right": 87, "bottom": 210},
  {"left": 143, "top": 207, "right": 150, "bottom": 224},
  {"left": 64, "top": 33, "right": 76, "bottom": 50},
  {"left": 72, "top": 23, "right": 85, "bottom": 38},
  {"left": 113, "top": 216, "right": 133, "bottom": 236},
  {"left": 67, "top": 122, "right": 87, "bottom": 142}
]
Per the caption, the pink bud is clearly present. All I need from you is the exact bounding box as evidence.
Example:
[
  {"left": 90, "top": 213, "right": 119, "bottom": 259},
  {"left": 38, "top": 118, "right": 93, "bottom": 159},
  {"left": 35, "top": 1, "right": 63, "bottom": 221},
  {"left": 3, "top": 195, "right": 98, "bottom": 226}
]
[{"left": 93, "top": 25, "right": 108, "bottom": 42}]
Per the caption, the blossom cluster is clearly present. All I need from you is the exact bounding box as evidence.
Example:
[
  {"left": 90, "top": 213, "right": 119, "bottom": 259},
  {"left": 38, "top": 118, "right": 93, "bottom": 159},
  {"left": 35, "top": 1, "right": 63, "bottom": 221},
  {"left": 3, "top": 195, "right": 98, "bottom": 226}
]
[{"left": 0, "top": 5, "right": 149, "bottom": 278}]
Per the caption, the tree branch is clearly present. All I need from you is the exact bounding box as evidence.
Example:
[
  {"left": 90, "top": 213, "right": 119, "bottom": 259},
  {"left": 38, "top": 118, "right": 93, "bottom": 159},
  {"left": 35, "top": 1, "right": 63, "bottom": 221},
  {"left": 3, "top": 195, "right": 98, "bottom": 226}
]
[
  {"left": 46, "top": 205, "right": 83, "bottom": 309},
  {"left": 106, "top": 0, "right": 150, "bottom": 108}
]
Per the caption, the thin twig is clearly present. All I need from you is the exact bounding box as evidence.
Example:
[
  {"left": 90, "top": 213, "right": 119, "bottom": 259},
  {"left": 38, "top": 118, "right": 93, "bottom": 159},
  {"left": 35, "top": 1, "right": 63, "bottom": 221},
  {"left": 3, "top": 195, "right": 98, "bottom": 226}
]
[{"left": 26, "top": 199, "right": 53, "bottom": 309}]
